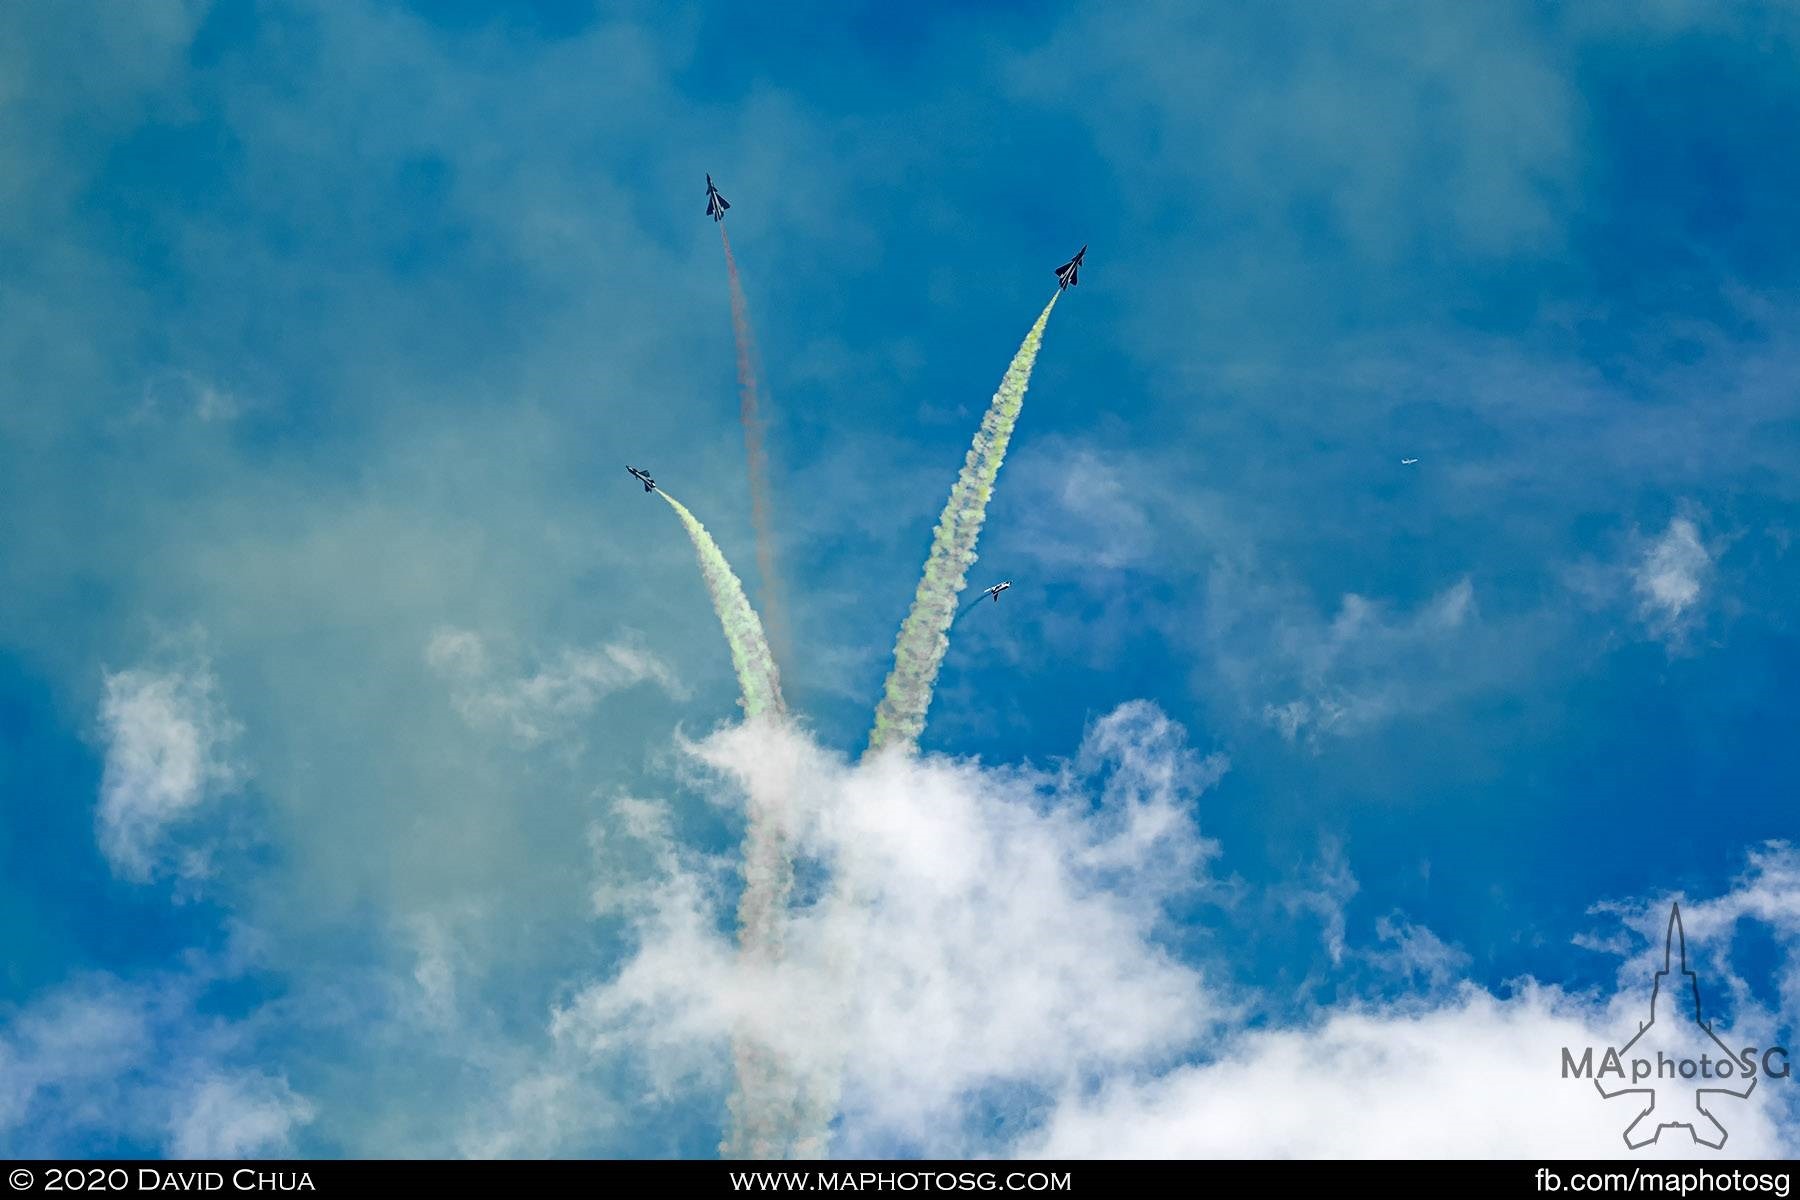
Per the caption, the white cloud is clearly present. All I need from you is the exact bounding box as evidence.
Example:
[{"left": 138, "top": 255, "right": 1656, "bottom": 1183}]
[
  {"left": 1019, "top": 985, "right": 1789, "bottom": 1158},
  {"left": 168, "top": 1074, "right": 314, "bottom": 1159},
  {"left": 96, "top": 665, "right": 242, "bottom": 883},
  {"left": 1020, "top": 844, "right": 1800, "bottom": 1159},
  {"left": 425, "top": 627, "right": 682, "bottom": 746},
  {"left": 1634, "top": 516, "right": 1712, "bottom": 644},
  {"left": 540, "top": 711, "right": 1800, "bottom": 1160},
  {"left": 1027, "top": 850, "right": 1800, "bottom": 1162},
  {"left": 553, "top": 702, "right": 1228, "bottom": 1154},
  {"left": 0, "top": 967, "right": 312, "bottom": 1159}
]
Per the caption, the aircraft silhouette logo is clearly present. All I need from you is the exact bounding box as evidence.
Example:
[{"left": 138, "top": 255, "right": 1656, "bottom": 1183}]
[{"left": 1593, "top": 903, "right": 1756, "bottom": 1149}]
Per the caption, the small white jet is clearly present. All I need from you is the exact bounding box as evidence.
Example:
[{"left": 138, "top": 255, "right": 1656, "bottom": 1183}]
[
  {"left": 981, "top": 581, "right": 1013, "bottom": 603},
  {"left": 1401, "top": 458, "right": 1419, "bottom": 465}
]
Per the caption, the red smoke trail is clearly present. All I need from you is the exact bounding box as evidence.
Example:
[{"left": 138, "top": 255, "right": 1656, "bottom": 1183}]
[
  {"left": 718, "top": 223, "right": 799, "bottom": 1156},
  {"left": 719, "top": 224, "right": 791, "bottom": 671}
]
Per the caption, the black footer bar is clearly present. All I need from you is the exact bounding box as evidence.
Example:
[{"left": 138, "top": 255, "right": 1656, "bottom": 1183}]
[{"left": 3, "top": 1159, "right": 1794, "bottom": 1196}]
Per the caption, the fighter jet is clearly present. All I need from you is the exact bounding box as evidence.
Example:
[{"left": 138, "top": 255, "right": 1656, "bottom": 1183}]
[
  {"left": 705, "top": 174, "right": 730, "bottom": 222},
  {"left": 1054, "top": 245, "right": 1087, "bottom": 290},
  {"left": 626, "top": 465, "right": 657, "bottom": 493},
  {"left": 982, "top": 581, "right": 1013, "bottom": 603}
]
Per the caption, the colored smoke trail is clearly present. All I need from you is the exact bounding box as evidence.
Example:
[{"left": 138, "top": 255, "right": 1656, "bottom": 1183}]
[
  {"left": 784, "top": 297, "right": 1061, "bottom": 1147},
  {"left": 656, "top": 489, "right": 796, "bottom": 1156},
  {"left": 720, "top": 225, "right": 792, "bottom": 672},
  {"left": 866, "top": 293, "right": 1060, "bottom": 756},
  {"left": 658, "top": 490, "right": 784, "bottom": 719}
]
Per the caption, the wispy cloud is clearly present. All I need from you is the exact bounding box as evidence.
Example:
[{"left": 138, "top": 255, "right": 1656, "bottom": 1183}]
[
  {"left": 134, "top": 370, "right": 242, "bottom": 425},
  {"left": 1282, "top": 840, "right": 1360, "bottom": 965},
  {"left": 425, "top": 627, "right": 682, "bottom": 747},
  {"left": 1250, "top": 578, "right": 1479, "bottom": 745},
  {"left": 96, "top": 665, "right": 243, "bottom": 884},
  {"left": 167, "top": 1075, "right": 315, "bottom": 1159},
  {"left": 1634, "top": 515, "right": 1713, "bottom": 646},
  {"left": 1367, "top": 913, "right": 1472, "bottom": 990},
  {"left": 0, "top": 964, "right": 311, "bottom": 1159},
  {"left": 1007, "top": 442, "right": 1156, "bottom": 573}
]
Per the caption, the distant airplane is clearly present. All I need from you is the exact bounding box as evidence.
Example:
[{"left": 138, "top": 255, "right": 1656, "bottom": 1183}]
[
  {"left": 1401, "top": 458, "right": 1419, "bottom": 465},
  {"left": 626, "top": 465, "right": 657, "bottom": 492},
  {"left": 982, "top": 581, "right": 1013, "bottom": 603},
  {"left": 705, "top": 174, "right": 730, "bottom": 222},
  {"left": 1054, "top": 245, "right": 1087, "bottom": 290}
]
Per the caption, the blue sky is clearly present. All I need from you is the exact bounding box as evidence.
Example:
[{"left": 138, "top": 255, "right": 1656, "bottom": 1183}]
[{"left": 4, "top": 0, "right": 1800, "bottom": 1158}]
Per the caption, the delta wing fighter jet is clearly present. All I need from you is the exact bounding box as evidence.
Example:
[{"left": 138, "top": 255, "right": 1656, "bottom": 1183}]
[
  {"left": 705, "top": 174, "right": 730, "bottom": 222},
  {"left": 1054, "top": 245, "right": 1087, "bottom": 289}
]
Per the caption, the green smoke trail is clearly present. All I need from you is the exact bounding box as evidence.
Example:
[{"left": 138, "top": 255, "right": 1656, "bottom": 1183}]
[
  {"left": 866, "top": 293, "right": 1060, "bottom": 755},
  {"left": 655, "top": 490, "right": 796, "bottom": 1156},
  {"left": 658, "top": 490, "right": 784, "bottom": 719}
]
